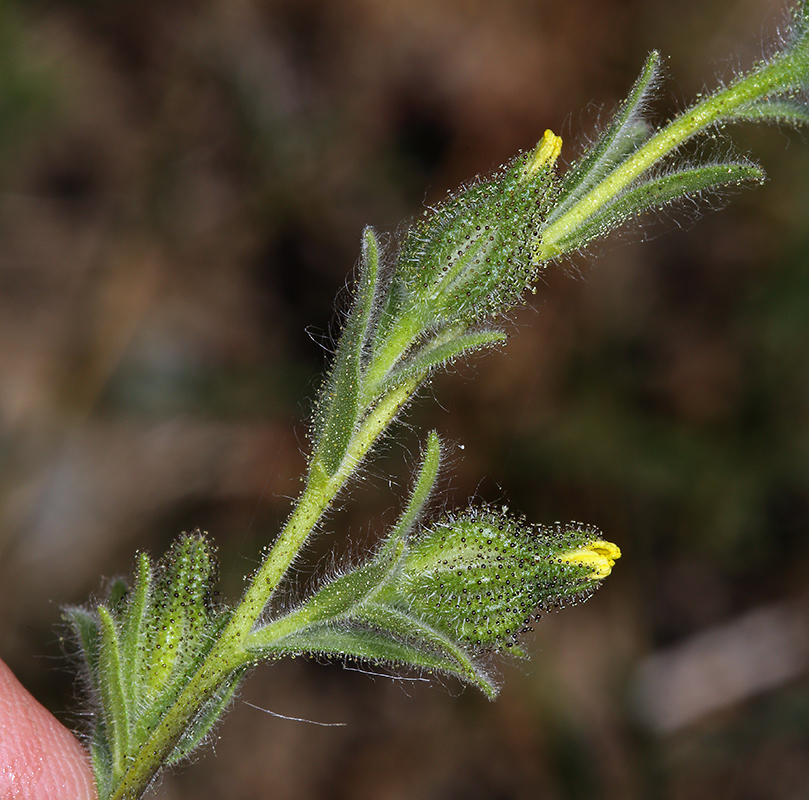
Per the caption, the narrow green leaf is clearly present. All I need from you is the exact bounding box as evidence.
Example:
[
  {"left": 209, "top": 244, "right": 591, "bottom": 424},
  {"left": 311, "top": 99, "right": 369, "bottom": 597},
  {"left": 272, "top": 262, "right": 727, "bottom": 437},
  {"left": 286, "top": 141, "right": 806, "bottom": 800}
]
[
  {"left": 730, "top": 97, "right": 809, "bottom": 126},
  {"left": 383, "top": 430, "right": 442, "bottom": 547},
  {"left": 64, "top": 605, "right": 102, "bottom": 684},
  {"left": 107, "top": 578, "right": 129, "bottom": 614},
  {"left": 787, "top": 0, "right": 809, "bottom": 66},
  {"left": 90, "top": 729, "right": 113, "bottom": 800},
  {"left": 371, "top": 329, "right": 507, "bottom": 403},
  {"left": 359, "top": 602, "right": 498, "bottom": 697},
  {"left": 359, "top": 226, "right": 381, "bottom": 349},
  {"left": 64, "top": 605, "right": 112, "bottom": 796},
  {"left": 254, "top": 622, "right": 449, "bottom": 669},
  {"left": 250, "top": 616, "right": 497, "bottom": 699},
  {"left": 166, "top": 668, "right": 245, "bottom": 766},
  {"left": 97, "top": 606, "right": 130, "bottom": 777},
  {"left": 547, "top": 50, "right": 661, "bottom": 226},
  {"left": 119, "top": 552, "right": 152, "bottom": 715},
  {"left": 312, "top": 227, "right": 382, "bottom": 476},
  {"left": 551, "top": 161, "right": 763, "bottom": 255},
  {"left": 247, "top": 556, "right": 397, "bottom": 647}
]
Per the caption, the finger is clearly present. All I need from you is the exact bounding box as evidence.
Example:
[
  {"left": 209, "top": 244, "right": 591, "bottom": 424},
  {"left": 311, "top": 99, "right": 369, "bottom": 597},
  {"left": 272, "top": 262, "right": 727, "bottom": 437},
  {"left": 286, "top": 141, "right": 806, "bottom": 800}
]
[{"left": 0, "top": 657, "right": 97, "bottom": 800}]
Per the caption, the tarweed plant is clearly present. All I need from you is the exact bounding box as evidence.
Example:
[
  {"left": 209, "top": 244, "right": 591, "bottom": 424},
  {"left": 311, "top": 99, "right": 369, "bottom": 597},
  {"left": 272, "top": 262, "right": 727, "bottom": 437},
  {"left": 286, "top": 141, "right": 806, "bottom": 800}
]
[{"left": 64, "top": 4, "right": 809, "bottom": 798}]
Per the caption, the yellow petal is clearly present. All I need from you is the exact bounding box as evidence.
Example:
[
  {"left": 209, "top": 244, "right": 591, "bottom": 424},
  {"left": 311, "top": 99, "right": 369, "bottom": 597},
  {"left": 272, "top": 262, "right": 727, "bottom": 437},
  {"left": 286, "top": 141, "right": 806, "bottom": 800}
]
[
  {"left": 525, "top": 129, "right": 563, "bottom": 178},
  {"left": 558, "top": 539, "right": 621, "bottom": 579}
]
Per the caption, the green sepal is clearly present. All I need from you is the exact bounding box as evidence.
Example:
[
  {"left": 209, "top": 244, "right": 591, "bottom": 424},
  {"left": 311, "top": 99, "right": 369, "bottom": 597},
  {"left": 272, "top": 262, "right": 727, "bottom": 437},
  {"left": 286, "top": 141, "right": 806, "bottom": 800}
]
[
  {"left": 547, "top": 50, "right": 661, "bottom": 228},
  {"left": 311, "top": 227, "right": 382, "bottom": 476},
  {"left": 135, "top": 535, "right": 224, "bottom": 735},
  {"left": 380, "top": 511, "right": 620, "bottom": 652},
  {"left": 378, "top": 141, "right": 559, "bottom": 339},
  {"left": 549, "top": 162, "right": 763, "bottom": 256},
  {"left": 145, "top": 537, "right": 205, "bottom": 693}
]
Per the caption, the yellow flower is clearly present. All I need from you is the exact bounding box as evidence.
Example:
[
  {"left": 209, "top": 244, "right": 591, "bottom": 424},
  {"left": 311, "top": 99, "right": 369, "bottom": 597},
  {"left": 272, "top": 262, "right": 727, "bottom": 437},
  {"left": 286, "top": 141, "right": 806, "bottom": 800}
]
[{"left": 557, "top": 539, "right": 621, "bottom": 579}]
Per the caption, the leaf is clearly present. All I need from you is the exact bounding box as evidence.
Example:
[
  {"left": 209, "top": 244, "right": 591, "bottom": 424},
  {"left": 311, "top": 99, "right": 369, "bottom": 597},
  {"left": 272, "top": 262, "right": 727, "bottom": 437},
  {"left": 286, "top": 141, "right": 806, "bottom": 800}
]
[
  {"left": 64, "top": 605, "right": 102, "bottom": 683},
  {"left": 547, "top": 50, "right": 661, "bottom": 227},
  {"left": 248, "top": 613, "right": 498, "bottom": 699},
  {"left": 383, "top": 430, "right": 442, "bottom": 545},
  {"left": 166, "top": 668, "right": 245, "bottom": 766},
  {"left": 119, "top": 552, "right": 153, "bottom": 716},
  {"left": 730, "top": 97, "right": 809, "bottom": 126},
  {"left": 550, "top": 161, "right": 764, "bottom": 255},
  {"left": 97, "top": 607, "right": 130, "bottom": 778},
  {"left": 312, "top": 227, "right": 382, "bottom": 476},
  {"left": 107, "top": 577, "right": 130, "bottom": 612},
  {"left": 64, "top": 605, "right": 111, "bottom": 795},
  {"left": 359, "top": 602, "right": 498, "bottom": 697},
  {"left": 368, "top": 329, "right": 507, "bottom": 405}
]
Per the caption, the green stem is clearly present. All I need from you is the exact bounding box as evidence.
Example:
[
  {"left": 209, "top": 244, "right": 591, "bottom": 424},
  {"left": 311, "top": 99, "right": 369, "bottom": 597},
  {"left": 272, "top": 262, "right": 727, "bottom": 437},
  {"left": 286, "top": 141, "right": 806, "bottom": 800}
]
[
  {"left": 107, "top": 375, "right": 421, "bottom": 800},
  {"left": 103, "top": 26, "right": 809, "bottom": 796},
  {"left": 538, "top": 53, "right": 798, "bottom": 259},
  {"left": 108, "top": 635, "right": 246, "bottom": 800}
]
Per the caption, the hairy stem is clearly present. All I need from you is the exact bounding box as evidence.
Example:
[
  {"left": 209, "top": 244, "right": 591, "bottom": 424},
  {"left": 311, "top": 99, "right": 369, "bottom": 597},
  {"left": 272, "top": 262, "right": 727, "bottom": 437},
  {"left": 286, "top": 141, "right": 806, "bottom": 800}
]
[
  {"left": 537, "top": 53, "right": 800, "bottom": 259},
  {"left": 107, "top": 374, "right": 421, "bottom": 799}
]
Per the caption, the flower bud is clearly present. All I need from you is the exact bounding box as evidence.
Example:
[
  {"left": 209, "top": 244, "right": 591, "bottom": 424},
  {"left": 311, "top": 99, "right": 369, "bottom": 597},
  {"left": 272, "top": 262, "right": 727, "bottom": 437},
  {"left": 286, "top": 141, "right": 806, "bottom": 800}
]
[
  {"left": 391, "top": 131, "right": 562, "bottom": 328},
  {"left": 390, "top": 508, "right": 620, "bottom": 651},
  {"left": 145, "top": 532, "right": 220, "bottom": 690}
]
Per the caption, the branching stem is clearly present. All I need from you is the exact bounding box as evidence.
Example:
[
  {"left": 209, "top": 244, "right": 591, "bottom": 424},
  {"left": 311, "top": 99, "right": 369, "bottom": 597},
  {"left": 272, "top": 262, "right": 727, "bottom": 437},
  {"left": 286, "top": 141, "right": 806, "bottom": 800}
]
[
  {"left": 81, "top": 8, "right": 809, "bottom": 796},
  {"left": 109, "top": 372, "right": 421, "bottom": 799},
  {"left": 538, "top": 52, "right": 802, "bottom": 259}
]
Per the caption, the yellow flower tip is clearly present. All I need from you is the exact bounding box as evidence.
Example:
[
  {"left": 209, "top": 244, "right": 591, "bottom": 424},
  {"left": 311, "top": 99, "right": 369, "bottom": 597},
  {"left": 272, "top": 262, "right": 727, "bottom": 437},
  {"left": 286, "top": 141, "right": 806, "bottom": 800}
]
[
  {"left": 525, "top": 129, "right": 563, "bottom": 177},
  {"left": 558, "top": 539, "right": 621, "bottom": 580}
]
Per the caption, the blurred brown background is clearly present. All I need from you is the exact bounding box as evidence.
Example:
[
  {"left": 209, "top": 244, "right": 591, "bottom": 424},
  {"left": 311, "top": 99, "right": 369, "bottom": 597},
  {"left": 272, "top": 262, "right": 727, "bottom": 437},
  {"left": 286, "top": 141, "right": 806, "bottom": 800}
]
[{"left": 2, "top": 0, "right": 809, "bottom": 798}]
